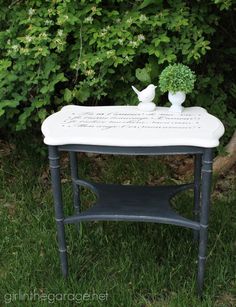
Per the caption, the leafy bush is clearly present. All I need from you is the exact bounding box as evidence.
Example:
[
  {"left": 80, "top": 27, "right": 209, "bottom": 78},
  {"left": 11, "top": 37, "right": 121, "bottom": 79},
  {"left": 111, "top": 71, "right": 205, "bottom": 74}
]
[
  {"left": 159, "top": 64, "right": 196, "bottom": 94},
  {"left": 0, "top": 0, "right": 235, "bottom": 138}
]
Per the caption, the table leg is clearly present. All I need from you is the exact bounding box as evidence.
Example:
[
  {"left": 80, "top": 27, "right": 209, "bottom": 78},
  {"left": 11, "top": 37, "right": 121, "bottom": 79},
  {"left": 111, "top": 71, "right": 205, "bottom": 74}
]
[
  {"left": 49, "top": 146, "right": 68, "bottom": 277},
  {"left": 193, "top": 154, "right": 202, "bottom": 241},
  {"left": 69, "top": 152, "right": 80, "bottom": 214},
  {"left": 197, "top": 148, "right": 213, "bottom": 296}
]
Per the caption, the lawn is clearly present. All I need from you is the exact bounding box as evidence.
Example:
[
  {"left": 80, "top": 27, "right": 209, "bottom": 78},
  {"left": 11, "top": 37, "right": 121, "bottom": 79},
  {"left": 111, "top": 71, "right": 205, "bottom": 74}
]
[{"left": 0, "top": 135, "right": 235, "bottom": 306}]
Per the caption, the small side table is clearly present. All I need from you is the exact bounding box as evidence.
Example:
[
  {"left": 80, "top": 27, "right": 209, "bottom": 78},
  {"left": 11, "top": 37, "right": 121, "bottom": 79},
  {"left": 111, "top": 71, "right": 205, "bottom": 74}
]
[{"left": 42, "top": 105, "right": 224, "bottom": 296}]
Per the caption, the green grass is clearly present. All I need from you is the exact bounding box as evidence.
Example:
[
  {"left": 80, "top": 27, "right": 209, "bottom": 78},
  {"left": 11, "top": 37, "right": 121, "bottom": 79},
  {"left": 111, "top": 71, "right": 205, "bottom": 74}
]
[{"left": 0, "top": 137, "right": 235, "bottom": 306}]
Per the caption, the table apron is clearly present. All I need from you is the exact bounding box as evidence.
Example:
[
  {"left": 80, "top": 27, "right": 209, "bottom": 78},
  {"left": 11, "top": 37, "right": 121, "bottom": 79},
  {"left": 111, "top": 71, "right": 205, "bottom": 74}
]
[{"left": 58, "top": 144, "right": 205, "bottom": 155}]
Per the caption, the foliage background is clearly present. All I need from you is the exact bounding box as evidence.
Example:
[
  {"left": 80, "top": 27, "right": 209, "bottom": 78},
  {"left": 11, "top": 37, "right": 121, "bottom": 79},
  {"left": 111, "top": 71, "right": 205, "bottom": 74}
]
[{"left": 0, "top": 0, "right": 235, "bottom": 143}]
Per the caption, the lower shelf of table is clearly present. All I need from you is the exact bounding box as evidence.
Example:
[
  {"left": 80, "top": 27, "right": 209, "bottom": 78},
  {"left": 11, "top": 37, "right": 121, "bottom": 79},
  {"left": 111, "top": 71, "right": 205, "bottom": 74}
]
[{"left": 64, "top": 182, "right": 200, "bottom": 230}]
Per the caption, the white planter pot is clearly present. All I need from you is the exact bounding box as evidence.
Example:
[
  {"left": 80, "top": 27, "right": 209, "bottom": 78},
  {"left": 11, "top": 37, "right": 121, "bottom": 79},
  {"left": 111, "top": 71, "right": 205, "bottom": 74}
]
[{"left": 168, "top": 91, "right": 186, "bottom": 113}]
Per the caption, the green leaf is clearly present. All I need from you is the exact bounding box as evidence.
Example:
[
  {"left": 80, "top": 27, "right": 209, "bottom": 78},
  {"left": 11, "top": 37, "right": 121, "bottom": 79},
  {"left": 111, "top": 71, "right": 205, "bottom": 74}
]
[
  {"left": 0, "top": 59, "right": 11, "bottom": 70},
  {"left": 139, "top": 0, "right": 163, "bottom": 9},
  {"left": 40, "top": 85, "right": 49, "bottom": 94},
  {"left": 38, "top": 108, "right": 47, "bottom": 120},
  {"left": 0, "top": 100, "right": 20, "bottom": 108},
  {"left": 75, "top": 86, "right": 90, "bottom": 103},
  {"left": 32, "top": 100, "right": 47, "bottom": 108},
  {"left": 64, "top": 88, "right": 73, "bottom": 102},
  {"left": 152, "top": 35, "right": 170, "bottom": 47},
  {"left": 135, "top": 68, "right": 151, "bottom": 83}
]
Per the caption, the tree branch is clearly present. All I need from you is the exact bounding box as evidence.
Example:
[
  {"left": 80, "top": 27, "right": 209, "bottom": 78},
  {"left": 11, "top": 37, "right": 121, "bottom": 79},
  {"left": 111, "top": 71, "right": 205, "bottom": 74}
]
[{"left": 213, "top": 129, "right": 236, "bottom": 174}]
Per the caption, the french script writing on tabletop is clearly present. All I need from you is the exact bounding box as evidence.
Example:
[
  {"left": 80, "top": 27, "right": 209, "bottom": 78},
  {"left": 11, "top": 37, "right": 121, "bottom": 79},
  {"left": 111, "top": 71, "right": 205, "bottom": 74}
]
[{"left": 60, "top": 111, "right": 202, "bottom": 130}]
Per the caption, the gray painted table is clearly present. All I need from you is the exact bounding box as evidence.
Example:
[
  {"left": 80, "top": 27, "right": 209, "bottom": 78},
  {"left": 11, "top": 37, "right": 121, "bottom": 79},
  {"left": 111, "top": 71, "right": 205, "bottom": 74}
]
[{"left": 42, "top": 105, "right": 224, "bottom": 296}]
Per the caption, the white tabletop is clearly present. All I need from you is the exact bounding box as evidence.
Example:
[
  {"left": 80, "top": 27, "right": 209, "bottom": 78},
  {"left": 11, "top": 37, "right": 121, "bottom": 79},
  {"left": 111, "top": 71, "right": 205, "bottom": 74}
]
[{"left": 41, "top": 105, "right": 224, "bottom": 148}]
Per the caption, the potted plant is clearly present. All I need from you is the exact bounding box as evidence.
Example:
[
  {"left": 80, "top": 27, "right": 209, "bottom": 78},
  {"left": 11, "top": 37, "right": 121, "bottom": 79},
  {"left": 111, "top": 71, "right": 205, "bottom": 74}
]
[{"left": 159, "top": 63, "right": 196, "bottom": 113}]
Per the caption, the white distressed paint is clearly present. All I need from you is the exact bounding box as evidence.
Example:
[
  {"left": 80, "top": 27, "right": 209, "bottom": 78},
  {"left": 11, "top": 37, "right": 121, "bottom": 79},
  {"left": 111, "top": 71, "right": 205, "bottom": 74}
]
[{"left": 42, "top": 105, "right": 225, "bottom": 147}]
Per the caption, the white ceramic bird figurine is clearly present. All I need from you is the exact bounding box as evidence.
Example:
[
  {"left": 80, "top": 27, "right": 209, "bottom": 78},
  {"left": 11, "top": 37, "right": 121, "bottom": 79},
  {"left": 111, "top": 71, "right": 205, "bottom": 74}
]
[
  {"left": 132, "top": 84, "right": 157, "bottom": 112},
  {"left": 132, "top": 84, "right": 157, "bottom": 103}
]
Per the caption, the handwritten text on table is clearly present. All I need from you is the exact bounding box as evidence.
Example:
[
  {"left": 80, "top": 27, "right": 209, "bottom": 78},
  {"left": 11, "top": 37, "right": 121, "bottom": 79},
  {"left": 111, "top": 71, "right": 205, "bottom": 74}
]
[{"left": 61, "top": 111, "right": 202, "bottom": 130}]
